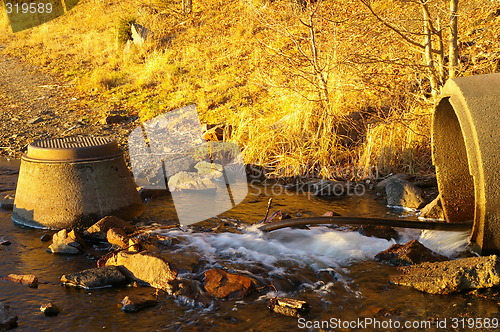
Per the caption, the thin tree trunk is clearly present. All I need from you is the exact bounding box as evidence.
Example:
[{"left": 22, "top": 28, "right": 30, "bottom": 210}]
[
  {"left": 449, "top": 0, "right": 459, "bottom": 78},
  {"left": 422, "top": 2, "right": 438, "bottom": 96}
]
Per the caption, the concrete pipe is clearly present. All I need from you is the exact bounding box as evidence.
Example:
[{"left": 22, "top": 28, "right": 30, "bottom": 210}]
[
  {"left": 12, "top": 137, "right": 144, "bottom": 230},
  {"left": 432, "top": 73, "right": 500, "bottom": 254}
]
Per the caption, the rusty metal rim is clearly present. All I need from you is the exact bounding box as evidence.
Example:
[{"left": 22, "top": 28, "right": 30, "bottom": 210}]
[{"left": 23, "top": 137, "right": 122, "bottom": 163}]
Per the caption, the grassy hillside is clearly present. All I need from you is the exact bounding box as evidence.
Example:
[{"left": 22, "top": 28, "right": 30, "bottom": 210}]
[{"left": 1, "top": 0, "right": 498, "bottom": 178}]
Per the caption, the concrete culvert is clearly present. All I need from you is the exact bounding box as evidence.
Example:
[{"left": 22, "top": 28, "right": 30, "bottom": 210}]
[
  {"left": 432, "top": 73, "right": 500, "bottom": 254},
  {"left": 12, "top": 137, "right": 144, "bottom": 230}
]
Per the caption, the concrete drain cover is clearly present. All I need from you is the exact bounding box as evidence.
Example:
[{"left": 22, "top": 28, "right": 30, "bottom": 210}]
[{"left": 24, "top": 137, "right": 122, "bottom": 162}]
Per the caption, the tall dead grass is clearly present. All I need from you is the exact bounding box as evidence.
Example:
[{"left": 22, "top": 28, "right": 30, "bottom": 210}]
[{"left": 0, "top": 0, "right": 498, "bottom": 178}]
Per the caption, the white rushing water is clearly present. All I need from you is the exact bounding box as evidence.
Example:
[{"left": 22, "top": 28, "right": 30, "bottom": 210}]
[{"left": 160, "top": 225, "right": 471, "bottom": 274}]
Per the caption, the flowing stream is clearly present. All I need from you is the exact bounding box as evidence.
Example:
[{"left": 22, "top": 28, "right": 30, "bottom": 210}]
[{"left": 0, "top": 158, "right": 498, "bottom": 331}]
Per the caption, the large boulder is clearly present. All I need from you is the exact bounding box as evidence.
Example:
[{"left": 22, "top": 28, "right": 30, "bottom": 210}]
[
  {"left": 0, "top": 302, "right": 17, "bottom": 330},
  {"left": 105, "top": 251, "right": 177, "bottom": 289},
  {"left": 203, "top": 269, "right": 254, "bottom": 299},
  {"left": 419, "top": 196, "right": 445, "bottom": 220},
  {"left": 385, "top": 178, "right": 425, "bottom": 209},
  {"left": 375, "top": 240, "right": 448, "bottom": 266},
  {"left": 84, "top": 216, "right": 135, "bottom": 241},
  {"left": 390, "top": 255, "right": 500, "bottom": 294},
  {"left": 61, "top": 266, "right": 128, "bottom": 289}
]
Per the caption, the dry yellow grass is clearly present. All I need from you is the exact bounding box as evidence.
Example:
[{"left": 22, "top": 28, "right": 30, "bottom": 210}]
[{"left": 0, "top": 0, "right": 498, "bottom": 178}]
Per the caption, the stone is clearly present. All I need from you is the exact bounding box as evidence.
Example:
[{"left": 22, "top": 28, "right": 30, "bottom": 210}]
[
  {"left": 375, "top": 240, "right": 448, "bottom": 266},
  {"left": 61, "top": 266, "right": 128, "bottom": 289},
  {"left": 40, "top": 303, "right": 59, "bottom": 316},
  {"left": 390, "top": 255, "right": 500, "bottom": 294},
  {"left": 167, "top": 171, "right": 216, "bottom": 192},
  {"left": 105, "top": 251, "right": 177, "bottom": 289},
  {"left": 3, "top": 274, "right": 38, "bottom": 288},
  {"left": 0, "top": 302, "right": 17, "bottom": 330},
  {"left": 164, "top": 278, "right": 212, "bottom": 308},
  {"left": 27, "top": 117, "right": 44, "bottom": 125},
  {"left": 375, "top": 173, "right": 410, "bottom": 190},
  {"left": 0, "top": 194, "right": 14, "bottom": 210},
  {"left": 194, "top": 161, "right": 223, "bottom": 179},
  {"left": 84, "top": 216, "right": 135, "bottom": 241},
  {"left": 203, "top": 269, "right": 254, "bottom": 299},
  {"left": 0, "top": 239, "right": 11, "bottom": 246},
  {"left": 267, "top": 298, "right": 309, "bottom": 317},
  {"left": 419, "top": 196, "right": 445, "bottom": 220},
  {"left": 358, "top": 225, "right": 399, "bottom": 241},
  {"left": 106, "top": 228, "right": 129, "bottom": 249},
  {"left": 385, "top": 178, "right": 425, "bottom": 209},
  {"left": 131, "top": 23, "right": 153, "bottom": 46},
  {"left": 48, "top": 229, "right": 81, "bottom": 255},
  {"left": 121, "top": 295, "right": 158, "bottom": 313},
  {"left": 103, "top": 115, "right": 127, "bottom": 125}
]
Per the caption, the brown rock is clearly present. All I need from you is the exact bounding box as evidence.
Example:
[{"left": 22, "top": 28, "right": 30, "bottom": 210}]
[
  {"left": 204, "top": 269, "right": 254, "bottom": 299},
  {"left": 390, "top": 255, "right": 500, "bottom": 294},
  {"left": 48, "top": 229, "right": 81, "bottom": 255},
  {"left": 121, "top": 295, "right": 158, "bottom": 312},
  {"left": 419, "top": 196, "right": 445, "bottom": 220},
  {"left": 105, "top": 251, "right": 177, "bottom": 289},
  {"left": 39, "top": 234, "right": 52, "bottom": 242},
  {"left": 376, "top": 174, "right": 410, "bottom": 190},
  {"left": 267, "top": 298, "right": 309, "bottom": 317},
  {"left": 0, "top": 194, "right": 14, "bottom": 210},
  {"left": 84, "top": 216, "right": 135, "bottom": 241},
  {"left": 107, "top": 228, "right": 129, "bottom": 249},
  {"left": 61, "top": 266, "right": 128, "bottom": 289},
  {"left": 40, "top": 303, "right": 59, "bottom": 316},
  {"left": 104, "top": 115, "right": 127, "bottom": 124},
  {"left": 385, "top": 178, "right": 425, "bottom": 209},
  {"left": 358, "top": 225, "right": 399, "bottom": 241},
  {"left": 0, "top": 302, "right": 17, "bottom": 330},
  {"left": 375, "top": 240, "right": 448, "bottom": 266},
  {"left": 3, "top": 274, "right": 38, "bottom": 288}
]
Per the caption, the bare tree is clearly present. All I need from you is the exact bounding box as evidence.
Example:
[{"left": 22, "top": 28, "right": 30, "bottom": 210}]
[{"left": 360, "top": 0, "right": 460, "bottom": 97}]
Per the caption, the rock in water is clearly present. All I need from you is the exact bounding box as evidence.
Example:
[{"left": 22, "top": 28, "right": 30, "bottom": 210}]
[
  {"left": 106, "top": 228, "right": 129, "bottom": 249},
  {"left": 0, "top": 194, "right": 14, "bottom": 210},
  {"left": 385, "top": 178, "right": 425, "bottom": 209},
  {"left": 3, "top": 274, "right": 38, "bottom": 288},
  {"left": 419, "top": 196, "right": 445, "bottom": 220},
  {"left": 121, "top": 295, "right": 158, "bottom": 313},
  {"left": 48, "top": 229, "right": 81, "bottom": 255},
  {"left": 84, "top": 216, "right": 135, "bottom": 241},
  {"left": 267, "top": 298, "right": 309, "bottom": 317},
  {"left": 40, "top": 303, "right": 59, "bottom": 316},
  {"left": 375, "top": 240, "right": 448, "bottom": 266},
  {"left": 105, "top": 251, "right": 177, "bottom": 289},
  {"left": 358, "top": 225, "right": 399, "bottom": 241},
  {"left": 61, "top": 266, "right": 128, "bottom": 289},
  {"left": 0, "top": 302, "right": 17, "bottom": 330},
  {"left": 390, "top": 255, "right": 500, "bottom": 294},
  {"left": 203, "top": 269, "right": 254, "bottom": 299}
]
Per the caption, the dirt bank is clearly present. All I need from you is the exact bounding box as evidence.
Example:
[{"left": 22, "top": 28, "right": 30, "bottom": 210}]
[{"left": 0, "top": 50, "right": 137, "bottom": 160}]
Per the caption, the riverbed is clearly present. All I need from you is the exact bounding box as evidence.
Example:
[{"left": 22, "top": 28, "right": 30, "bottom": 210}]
[{"left": 1, "top": 159, "right": 498, "bottom": 331}]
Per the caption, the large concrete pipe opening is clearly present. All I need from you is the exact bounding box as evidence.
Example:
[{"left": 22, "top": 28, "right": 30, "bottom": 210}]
[{"left": 432, "top": 73, "right": 500, "bottom": 254}]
